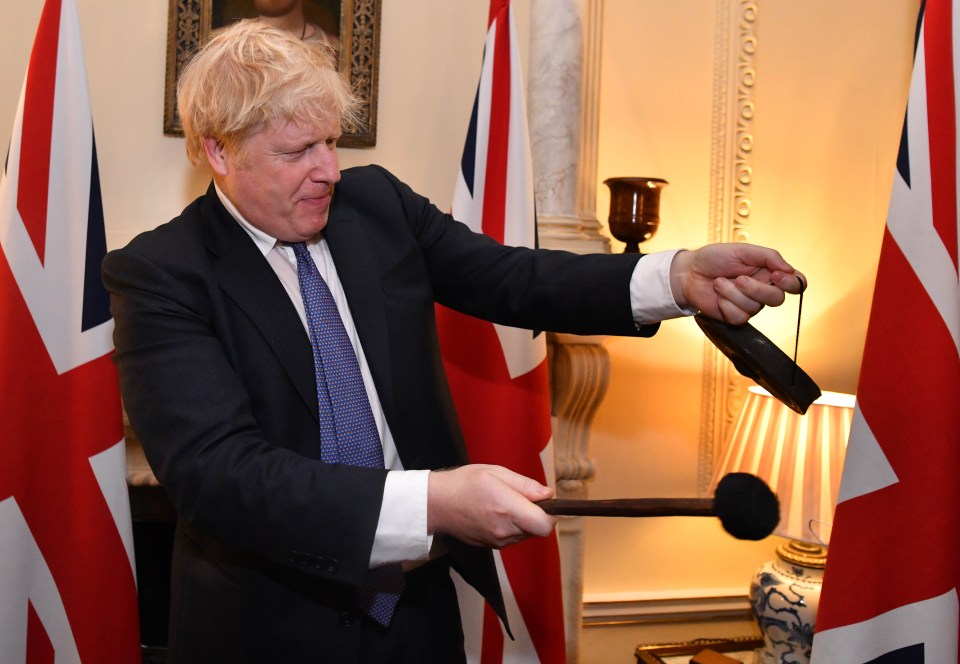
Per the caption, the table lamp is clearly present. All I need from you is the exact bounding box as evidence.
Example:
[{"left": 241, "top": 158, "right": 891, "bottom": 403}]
[{"left": 710, "top": 386, "right": 855, "bottom": 663}]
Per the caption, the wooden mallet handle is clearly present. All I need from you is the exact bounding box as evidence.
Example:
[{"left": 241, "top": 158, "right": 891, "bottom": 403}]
[
  {"left": 537, "top": 498, "right": 714, "bottom": 518},
  {"left": 536, "top": 473, "right": 779, "bottom": 541}
]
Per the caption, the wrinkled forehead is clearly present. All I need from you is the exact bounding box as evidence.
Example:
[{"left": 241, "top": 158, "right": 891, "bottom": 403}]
[
  {"left": 264, "top": 106, "right": 342, "bottom": 138},
  {"left": 238, "top": 113, "right": 342, "bottom": 150}
]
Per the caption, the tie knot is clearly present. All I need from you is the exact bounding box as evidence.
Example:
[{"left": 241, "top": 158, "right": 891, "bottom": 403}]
[{"left": 291, "top": 241, "right": 311, "bottom": 262}]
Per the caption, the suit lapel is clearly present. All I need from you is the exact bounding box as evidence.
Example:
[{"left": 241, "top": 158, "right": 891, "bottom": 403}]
[
  {"left": 325, "top": 195, "right": 396, "bottom": 425},
  {"left": 200, "top": 189, "right": 319, "bottom": 422},
  {"left": 197, "top": 186, "right": 399, "bottom": 432}
]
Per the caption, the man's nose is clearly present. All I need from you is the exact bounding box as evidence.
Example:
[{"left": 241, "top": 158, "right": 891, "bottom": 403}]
[{"left": 309, "top": 147, "right": 339, "bottom": 182}]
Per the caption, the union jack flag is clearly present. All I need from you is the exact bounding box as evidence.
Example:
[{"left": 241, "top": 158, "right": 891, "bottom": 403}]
[
  {"left": 812, "top": 0, "right": 960, "bottom": 661},
  {"left": 0, "top": 0, "right": 140, "bottom": 661},
  {"left": 437, "top": 0, "right": 566, "bottom": 661}
]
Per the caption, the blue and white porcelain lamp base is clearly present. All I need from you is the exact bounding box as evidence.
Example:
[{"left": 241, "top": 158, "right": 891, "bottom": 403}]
[{"left": 750, "top": 540, "right": 827, "bottom": 664}]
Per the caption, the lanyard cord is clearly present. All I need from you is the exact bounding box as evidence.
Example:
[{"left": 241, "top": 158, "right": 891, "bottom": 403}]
[{"left": 791, "top": 275, "right": 807, "bottom": 385}]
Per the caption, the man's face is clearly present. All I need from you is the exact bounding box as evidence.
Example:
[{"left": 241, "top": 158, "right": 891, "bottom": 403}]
[{"left": 207, "top": 116, "right": 342, "bottom": 242}]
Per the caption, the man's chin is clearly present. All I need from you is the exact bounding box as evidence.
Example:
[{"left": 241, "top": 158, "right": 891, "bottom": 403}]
[{"left": 302, "top": 216, "right": 329, "bottom": 239}]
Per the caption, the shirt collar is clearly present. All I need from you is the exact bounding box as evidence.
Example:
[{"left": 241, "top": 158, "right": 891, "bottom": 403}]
[{"left": 214, "top": 182, "right": 279, "bottom": 257}]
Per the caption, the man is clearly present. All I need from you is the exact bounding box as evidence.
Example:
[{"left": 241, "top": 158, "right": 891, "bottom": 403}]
[{"left": 103, "top": 20, "right": 805, "bottom": 663}]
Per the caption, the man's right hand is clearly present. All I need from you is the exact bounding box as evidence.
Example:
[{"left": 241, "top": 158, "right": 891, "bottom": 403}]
[{"left": 426, "top": 465, "right": 557, "bottom": 549}]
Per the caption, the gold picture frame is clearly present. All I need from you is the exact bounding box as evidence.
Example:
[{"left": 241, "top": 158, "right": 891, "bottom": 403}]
[
  {"left": 163, "top": 0, "right": 381, "bottom": 147},
  {"left": 635, "top": 636, "right": 763, "bottom": 663}
]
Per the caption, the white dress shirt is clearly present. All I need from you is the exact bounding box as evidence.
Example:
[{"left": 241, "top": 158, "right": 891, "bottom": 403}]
[{"left": 215, "top": 185, "right": 688, "bottom": 567}]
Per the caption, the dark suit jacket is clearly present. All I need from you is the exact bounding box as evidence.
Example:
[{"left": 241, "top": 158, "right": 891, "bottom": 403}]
[{"left": 103, "top": 165, "right": 656, "bottom": 662}]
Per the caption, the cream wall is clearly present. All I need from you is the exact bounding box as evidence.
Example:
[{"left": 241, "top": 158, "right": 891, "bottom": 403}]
[
  {"left": 1, "top": 1, "right": 920, "bottom": 661},
  {"left": 582, "top": 1, "right": 918, "bottom": 661}
]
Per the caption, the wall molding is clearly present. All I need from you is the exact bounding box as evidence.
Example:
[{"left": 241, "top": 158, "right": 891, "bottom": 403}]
[
  {"left": 582, "top": 589, "right": 753, "bottom": 626},
  {"left": 698, "top": 0, "right": 758, "bottom": 496}
]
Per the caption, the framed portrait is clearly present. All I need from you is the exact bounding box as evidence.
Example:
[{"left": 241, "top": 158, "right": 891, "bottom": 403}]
[
  {"left": 635, "top": 636, "right": 763, "bottom": 664},
  {"left": 163, "top": 0, "right": 381, "bottom": 147}
]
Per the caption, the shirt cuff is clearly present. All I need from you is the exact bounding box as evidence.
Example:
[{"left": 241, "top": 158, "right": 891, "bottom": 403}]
[
  {"left": 369, "top": 469, "right": 432, "bottom": 567},
  {"left": 630, "top": 249, "right": 697, "bottom": 325}
]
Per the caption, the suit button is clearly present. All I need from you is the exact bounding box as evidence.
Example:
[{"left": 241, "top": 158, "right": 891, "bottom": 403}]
[
  {"left": 339, "top": 611, "right": 354, "bottom": 628},
  {"left": 287, "top": 550, "right": 307, "bottom": 565},
  {"left": 326, "top": 559, "right": 339, "bottom": 574},
  {"left": 312, "top": 557, "right": 335, "bottom": 573}
]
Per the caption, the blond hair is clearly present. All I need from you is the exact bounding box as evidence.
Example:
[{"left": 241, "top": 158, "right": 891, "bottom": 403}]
[{"left": 177, "top": 19, "right": 361, "bottom": 165}]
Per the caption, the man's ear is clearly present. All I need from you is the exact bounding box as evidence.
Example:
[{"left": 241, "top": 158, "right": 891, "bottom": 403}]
[{"left": 203, "top": 137, "right": 230, "bottom": 177}]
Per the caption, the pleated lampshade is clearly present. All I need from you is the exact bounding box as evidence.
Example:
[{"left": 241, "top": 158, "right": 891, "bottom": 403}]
[{"left": 711, "top": 386, "right": 855, "bottom": 545}]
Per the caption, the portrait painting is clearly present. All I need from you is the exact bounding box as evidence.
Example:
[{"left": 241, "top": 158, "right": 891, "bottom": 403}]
[
  {"left": 211, "top": 0, "right": 340, "bottom": 48},
  {"left": 164, "top": 0, "right": 380, "bottom": 147}
]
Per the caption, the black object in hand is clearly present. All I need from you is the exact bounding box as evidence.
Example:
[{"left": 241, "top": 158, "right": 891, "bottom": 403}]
[
  {"left": 537, "top": 472, "right": 780, "bottom": 541},
  {"left": 695, "top": 313, "right": 821, "bottom": 414}
]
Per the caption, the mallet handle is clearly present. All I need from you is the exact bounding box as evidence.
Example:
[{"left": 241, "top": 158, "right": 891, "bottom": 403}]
[{"left": 537, "top": 498, "right": 715, "bottom": 518}]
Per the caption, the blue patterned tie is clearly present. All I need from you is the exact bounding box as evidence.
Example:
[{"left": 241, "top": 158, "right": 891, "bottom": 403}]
[{"left": 292, "top": 242, "right": 405, "bottom": 627}]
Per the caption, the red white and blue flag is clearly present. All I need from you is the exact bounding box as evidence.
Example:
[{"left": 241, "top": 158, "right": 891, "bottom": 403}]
[
  {"left": 812, "top": 0, "right": 960, "bottom": 661},
  {"left": 437, "top": 1, "right": 566, "bottom": 661},
  {"left": 0, "top": 0, "right": 141, "bottom": 661}
]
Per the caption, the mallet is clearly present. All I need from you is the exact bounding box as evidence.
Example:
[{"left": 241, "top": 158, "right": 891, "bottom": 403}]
[{"left": 537, "top": 472, "right": 779, "bottom": 541}]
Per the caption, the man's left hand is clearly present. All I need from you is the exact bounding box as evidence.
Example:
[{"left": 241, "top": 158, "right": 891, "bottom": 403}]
[{"left": 669, "top": 243, "right": 806, "bottom": 325}]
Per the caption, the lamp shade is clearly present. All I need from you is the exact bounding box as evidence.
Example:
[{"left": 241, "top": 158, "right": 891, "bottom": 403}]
[{"left": 711, "top": 386, "right": 854, "bottom": 545}]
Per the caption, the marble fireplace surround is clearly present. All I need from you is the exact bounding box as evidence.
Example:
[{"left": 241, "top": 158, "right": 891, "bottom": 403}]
[{"left": 126, "top": 1, "right": 754, "bottom": 661}]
